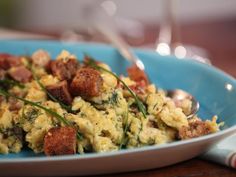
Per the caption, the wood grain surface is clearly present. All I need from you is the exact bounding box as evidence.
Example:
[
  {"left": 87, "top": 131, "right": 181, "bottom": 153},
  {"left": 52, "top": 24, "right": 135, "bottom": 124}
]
[{"left": 103, "top": 159, "right": 235, "bottom": 177}]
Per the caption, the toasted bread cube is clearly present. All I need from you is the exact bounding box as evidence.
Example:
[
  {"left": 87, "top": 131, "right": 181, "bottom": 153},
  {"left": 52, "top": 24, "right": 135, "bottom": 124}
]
[
  {"left": 70, "top": 67, "right": 103, "bottom": 98},
  {"left": 44, "top": 126, "right": 77, "bottom": 156},
  {"left": 46, "top": 80, "right": 72, "bottom": 105},
  {"left": 50, "top": 58, "right": 79, "bottom": 81},
  {"left": 179, "top": 120, "right": 213, "bottom": 139}
]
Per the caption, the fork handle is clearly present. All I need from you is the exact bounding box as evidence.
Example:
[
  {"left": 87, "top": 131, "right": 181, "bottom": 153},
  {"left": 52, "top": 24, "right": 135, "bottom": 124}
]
[{"left": 95, "top": 24, "right": 145, "bottom": 70}]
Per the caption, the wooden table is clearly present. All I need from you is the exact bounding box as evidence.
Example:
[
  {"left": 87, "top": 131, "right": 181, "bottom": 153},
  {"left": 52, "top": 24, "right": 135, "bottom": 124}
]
[
  {"left": 92, "top": 18, "right": 236, "bottom": 177},
  {"left": 102, "top": 159, "right": 236, "bottom": 177}
]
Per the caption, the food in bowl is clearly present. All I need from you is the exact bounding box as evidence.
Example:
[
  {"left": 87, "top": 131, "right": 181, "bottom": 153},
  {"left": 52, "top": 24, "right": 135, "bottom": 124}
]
[{"left": 0, "top": 50, "right": 222, "bottom": 156}]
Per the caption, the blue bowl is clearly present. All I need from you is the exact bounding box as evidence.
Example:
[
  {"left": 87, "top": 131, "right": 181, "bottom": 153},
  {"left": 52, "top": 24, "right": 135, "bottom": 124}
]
[
  {"left": 0, "top": 40, "right": 236, "bottom": 176},
  {"left": 1, "top": 40, "right": 235, "bottom": 125}
]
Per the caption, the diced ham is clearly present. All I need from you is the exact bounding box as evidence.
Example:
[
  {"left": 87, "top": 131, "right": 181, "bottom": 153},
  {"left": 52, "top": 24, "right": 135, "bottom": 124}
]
[
  {"left": 0, "top": 96, "right": 4, "bottom": 104},
  {"left": 8, "top": 97, "right": 23, "bottom": 111},
  {"left": 46, "top": 80, "right": 72, "bottom": 105},
  {"left": 70, "top": 67, "right": 103, "bottom": 98},
  {"left": 32, "top": 50, "right": 50, "bottom": 67},
  {"left": 0, "top": 69, "right": 6, "bottom": 79},
  {"left": 0, "top": 53, "right": 11, "bottom": 58},
  {"left": 129, "top": 80, "right": 147, "bottom": 95},
  {"left": 0, "top": 53, "right": 11, "bottom": 70},
  {"left": 44, "top": 126, "right": 77, "bottom": 156},
  {"left": 8, "top": 66, "right": 32, "bottom": 83},
  {"left": 50, "top": 58, "right": 79, "bottom": 81},
  {"left": 6, "top": 56, "right": 22, "bottom": 67},
  {"left": 127, "top": 65, "right": 149, "bottom": 86},
  {"left": 0, "top": 53, "right": 21, "bottom": 70}
]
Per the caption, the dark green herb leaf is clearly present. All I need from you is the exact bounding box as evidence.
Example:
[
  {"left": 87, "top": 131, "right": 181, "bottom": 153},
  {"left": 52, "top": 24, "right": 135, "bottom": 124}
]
[
  {"left": 0, "top": 125, "right": 23, "bottom": 141},
  {"left": 0, "top": 88, "right": 83, "bottom": 140},
  {"left": 85, "top": 56, "right": 147, "bottom": 118},
  {"left": 119, "top": 109, "right": 130, "bottom": 149},
  {"left": 22, "top": 107, "right": 40, "bottom": 122},
  {"left": 106, "top": 92, "right": 119, "bottom": 105},
  {"left": 31, "top": 69, "right": 76, "bottom": 114},
  {"left": 110, "top": 92, "right": 118, "bottom": 105},
  {"left": 0, "top": 79, "right": 25, "bottom": 89}
]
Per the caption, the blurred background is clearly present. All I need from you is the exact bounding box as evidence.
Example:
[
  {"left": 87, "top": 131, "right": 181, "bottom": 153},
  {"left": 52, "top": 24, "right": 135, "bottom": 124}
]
[{"left": 0, "top": 0, "right": 236, "bottom": 76}]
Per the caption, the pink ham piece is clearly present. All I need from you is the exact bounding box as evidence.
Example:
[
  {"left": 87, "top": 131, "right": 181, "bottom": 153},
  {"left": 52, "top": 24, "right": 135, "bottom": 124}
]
[
  {"left": 50, "top": 58, "right": 79, "bottom": 81},
  {"left": 127, "top": 65, "right": 149, "bottom": 86},
  {"left": 8, "top": 66, "right": 32, "bottom": 83},
  {"left": 0, "top": 69, "right": 6, "bottom": 79},
  {"left": 0, "top": 53, "right": 21, "bottom": 70}
]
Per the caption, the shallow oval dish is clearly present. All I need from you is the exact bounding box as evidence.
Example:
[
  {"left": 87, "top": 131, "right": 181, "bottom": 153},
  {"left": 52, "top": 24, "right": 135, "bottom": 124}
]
[{"left": 0, "top": 40, "right": 236, "bottom": 177}]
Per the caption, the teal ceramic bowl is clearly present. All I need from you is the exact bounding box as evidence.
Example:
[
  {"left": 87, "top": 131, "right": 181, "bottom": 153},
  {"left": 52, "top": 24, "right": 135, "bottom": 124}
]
[{"left": 0, "top": 40, "right": 236, "bottom": 176}]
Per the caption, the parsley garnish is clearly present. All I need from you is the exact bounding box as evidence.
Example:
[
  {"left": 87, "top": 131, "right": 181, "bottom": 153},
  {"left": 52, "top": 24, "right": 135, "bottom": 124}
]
[
  {"left": 119, "top": 109, "right": 130, "bottom": 149},
  {"left": 0, "top": 88, "right": 83, "bottom": 140},
  {"left": 22, "top": 107, "right": 40, "bottom": 122},
  {"left": 0, "top": 79, "right": 25, "bottom": 89},
  {"left": 85, "top": 56, "right": 147, "bottom": 118},
  {"left": 109, "top": 92, "right": 118, "bottom": 105},
  {"left": 31, "top": 69, "right": 76, "bottom": 114}
]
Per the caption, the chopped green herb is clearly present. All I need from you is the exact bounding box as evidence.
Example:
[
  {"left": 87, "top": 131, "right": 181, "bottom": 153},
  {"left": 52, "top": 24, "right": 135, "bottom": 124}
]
[
  {"left": 119, "top": 109, "right": 130, "bottom": 149},
  {"left": 0, "top": 126, "right": 23, "bottom": 141},
  {"left": 0, "top": 88, "right": 83, "bottom": 140},
  {"left": 31, "top": 69, "right": 76, "bottom": 114},
  {"left": 110, "top": 92, "right": 118, "bottom": 105},
  {"left": 79, "top": 112, "right": 86, "bottom": 118},
  {"left": 22, "top": 107, "right": 40, "bottom": 122},
  {"left": 85, "top": 56, "right": 147, "bottom": 118},
  {"left": 0, "top": 79, "right": 25, "bottom": 89},
  {"left": 0, "top": 127, "right": 6, "bottom": 134},
  {"left": 98, "top": 92, "right": 118, "bottom": 106}
]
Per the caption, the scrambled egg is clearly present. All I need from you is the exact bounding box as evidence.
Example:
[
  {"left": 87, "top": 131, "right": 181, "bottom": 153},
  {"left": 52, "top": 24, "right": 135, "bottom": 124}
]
[{"left": 0, "top": 50, "right": 221, "bottom": 155}]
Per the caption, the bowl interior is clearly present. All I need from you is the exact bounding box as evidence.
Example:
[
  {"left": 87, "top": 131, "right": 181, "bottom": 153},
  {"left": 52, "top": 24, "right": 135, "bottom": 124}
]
[{"left": 0, "top": 40, "right": 236, "bottom": 158}]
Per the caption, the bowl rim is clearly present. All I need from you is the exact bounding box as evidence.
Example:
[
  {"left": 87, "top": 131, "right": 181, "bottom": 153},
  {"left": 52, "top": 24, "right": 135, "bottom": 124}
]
[{"left": 1, "top": 125, "right": 235, "bottom": 163}]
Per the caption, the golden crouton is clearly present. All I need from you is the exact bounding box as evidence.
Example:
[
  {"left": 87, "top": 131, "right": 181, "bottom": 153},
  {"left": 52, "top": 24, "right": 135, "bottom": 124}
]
[
  {"left": 179, "top": 120, "right": 213, "bottom": 139},
  {"left": 70, "top": 67, "right": 103, "bottom": 98},
  {"left": 46, "top": 80, "right": 72, "bottom": 105},
  {"left": 44, "top": 126, "right": 77, "bottom": 156}
]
